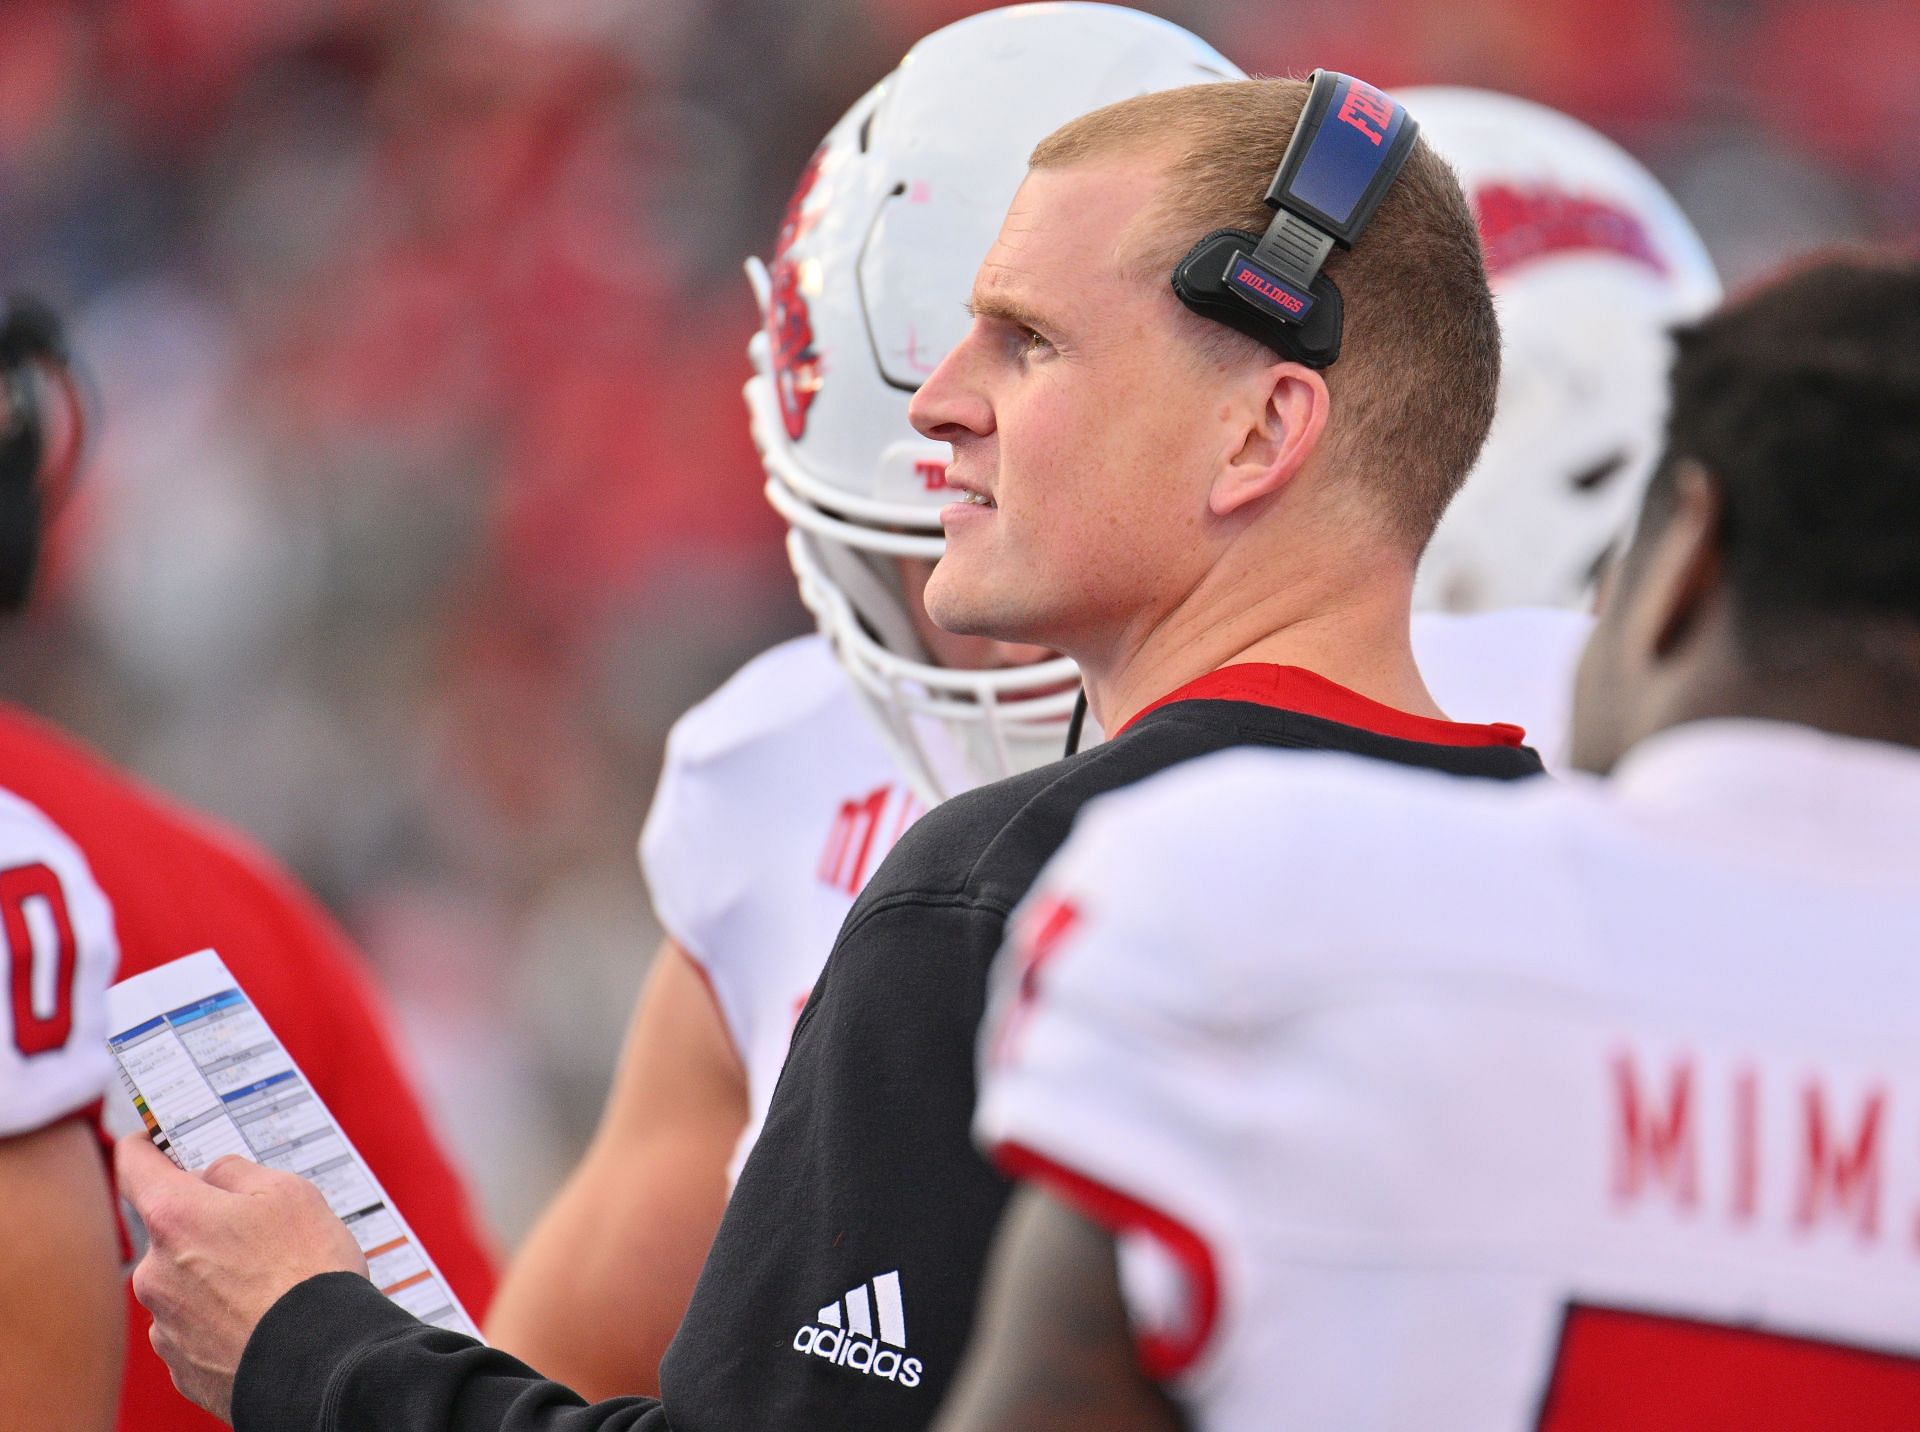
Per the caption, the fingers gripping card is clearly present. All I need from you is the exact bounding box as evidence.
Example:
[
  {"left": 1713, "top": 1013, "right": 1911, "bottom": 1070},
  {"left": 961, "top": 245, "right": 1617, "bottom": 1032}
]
[{"left": 106, "top": 949, "right": 480, "bottom": 1338}]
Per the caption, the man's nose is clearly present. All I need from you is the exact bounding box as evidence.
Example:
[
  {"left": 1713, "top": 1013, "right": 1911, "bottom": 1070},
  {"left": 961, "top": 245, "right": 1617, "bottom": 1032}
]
[{"left": 909, "top": 326, "right": 994, "bottom": 441}]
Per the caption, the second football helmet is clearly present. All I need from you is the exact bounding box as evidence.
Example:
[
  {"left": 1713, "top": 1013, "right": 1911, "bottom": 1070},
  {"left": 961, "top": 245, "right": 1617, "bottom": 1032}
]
[
  {"left": 746, "top": 3, "right": 1243, "bottom": 803},
  {"left": 1401, "top": 87, "right": 1722, "bottom": 613}
]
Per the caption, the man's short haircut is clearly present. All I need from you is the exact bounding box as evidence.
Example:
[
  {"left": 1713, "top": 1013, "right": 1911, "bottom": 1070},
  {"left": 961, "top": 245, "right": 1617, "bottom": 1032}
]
[
  {"left": 1029, "top": 77, "right": 1500, "bottom": 554},
  {"left": 1635, "top": 253, "right": 1920, "bottom": 663}
]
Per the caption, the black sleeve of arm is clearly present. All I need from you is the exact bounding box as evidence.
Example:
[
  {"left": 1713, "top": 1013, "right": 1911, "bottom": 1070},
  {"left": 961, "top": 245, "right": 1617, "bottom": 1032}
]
[{"left": 233, "top": 1274, "right": 672, "bottom": 1432}]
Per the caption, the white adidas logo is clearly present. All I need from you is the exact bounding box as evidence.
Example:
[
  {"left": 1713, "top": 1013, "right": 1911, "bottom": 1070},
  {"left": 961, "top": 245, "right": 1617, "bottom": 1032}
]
[{"left": 790, "top": 1270, "right": 925, "bottom": 1387}]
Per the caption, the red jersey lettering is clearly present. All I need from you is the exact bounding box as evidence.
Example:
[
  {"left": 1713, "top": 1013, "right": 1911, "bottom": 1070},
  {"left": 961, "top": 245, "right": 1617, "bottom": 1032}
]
[
  {"left": 1610, "top": 1049, "right": 1698, "bottom": 1210},
  {"left": 819, "top": 786, "right": 892, "bottom": 897},
  {"left": 2, "top": 862, "right": 78, "bottom": 1057},
  {"left": 1731, "top": 1065, "right": 1761, "bottom": 1222},
  {"left": 989, "top": 895, "right": 1082, "bottom": 1068},
  {"left": 1797, "top": 1080, "right": 1885, "bottom": 1240}
]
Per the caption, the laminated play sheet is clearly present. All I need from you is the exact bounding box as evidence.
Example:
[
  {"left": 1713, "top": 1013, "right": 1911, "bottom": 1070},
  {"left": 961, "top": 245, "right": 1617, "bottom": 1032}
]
[{"left": 106, "top": 949, "right": 480, "bottom": 1338}]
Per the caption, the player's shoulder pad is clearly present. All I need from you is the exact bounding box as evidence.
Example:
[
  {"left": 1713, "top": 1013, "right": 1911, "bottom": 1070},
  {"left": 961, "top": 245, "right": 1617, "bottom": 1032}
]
[
  {"left": 1039, "top": 748, "right": 1588, "bottom": 1012},
  {"left": 661, "top": 634, "right": 853, "bottom": 770},
  {"left": 642, "top": 634, "right": 871, "bottom": 972},
  {"left": 0, "top": 786, "right": 121, "bottom": 1138}
]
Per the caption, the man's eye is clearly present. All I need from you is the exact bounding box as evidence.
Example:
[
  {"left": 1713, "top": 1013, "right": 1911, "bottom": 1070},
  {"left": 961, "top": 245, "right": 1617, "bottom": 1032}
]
[{"left": 1019, "top": 327, "right": 1051, "bottom": 356}]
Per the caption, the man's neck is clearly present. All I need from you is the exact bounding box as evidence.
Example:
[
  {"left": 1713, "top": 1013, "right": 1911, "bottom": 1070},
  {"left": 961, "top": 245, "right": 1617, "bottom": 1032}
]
[
  {"left": 1077, "top": 567, "right": 1443, "bottom": 733},
  {"left": 1654, "top": 659, "right": 1920, "bottom": 760}
]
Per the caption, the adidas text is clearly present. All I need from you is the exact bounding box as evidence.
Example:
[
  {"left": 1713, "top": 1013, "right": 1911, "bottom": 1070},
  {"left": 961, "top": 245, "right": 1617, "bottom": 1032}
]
[{"left": 790, "top": 1325, "right": 923, "bottom": 1387}]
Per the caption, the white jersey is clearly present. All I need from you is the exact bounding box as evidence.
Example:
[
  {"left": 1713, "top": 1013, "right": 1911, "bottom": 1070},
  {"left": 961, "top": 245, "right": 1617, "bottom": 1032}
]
[
  {"left": 977, "top": 721, "right": 1920, "bottom": 1431},
  {"left": 641, "top": 636, "right": 931, "bottom": 1176},
  {"left": 642, "top": 617, "right": 1583, "bottom": 1178},
  {"left": 0, "top": 787, "right": 120, "bottom": 1140}
]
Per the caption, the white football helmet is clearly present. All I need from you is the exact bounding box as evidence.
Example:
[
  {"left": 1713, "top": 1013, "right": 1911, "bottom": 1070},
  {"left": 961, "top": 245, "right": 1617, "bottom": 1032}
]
[
  {"left": 1401, "top": 87, "right": 1723, "bottom": 613},
  {"left": 746, "top": 4, "right": 1242, "bottom": 804}
]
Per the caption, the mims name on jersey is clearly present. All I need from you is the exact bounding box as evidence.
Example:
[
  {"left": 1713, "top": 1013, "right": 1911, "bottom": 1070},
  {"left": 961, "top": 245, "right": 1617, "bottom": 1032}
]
[
  {"left": 792, "top": 1270, "right": 924, "bottom": 1387},
  {"left": 1612, "top": 1042, "right": 1914, "bottom": 1247}
]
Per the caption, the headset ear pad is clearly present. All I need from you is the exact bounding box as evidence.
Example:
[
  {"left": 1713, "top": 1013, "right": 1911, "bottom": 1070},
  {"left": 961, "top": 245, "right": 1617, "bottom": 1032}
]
[{"left": 1170, "top": 229, "right": 1343, "bottom": 368}]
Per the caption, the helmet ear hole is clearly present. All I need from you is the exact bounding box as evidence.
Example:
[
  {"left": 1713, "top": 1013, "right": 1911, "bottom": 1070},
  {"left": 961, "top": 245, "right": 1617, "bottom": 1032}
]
[{"left": 1571, "top": 452, "right": 1630, "bottom": 494}]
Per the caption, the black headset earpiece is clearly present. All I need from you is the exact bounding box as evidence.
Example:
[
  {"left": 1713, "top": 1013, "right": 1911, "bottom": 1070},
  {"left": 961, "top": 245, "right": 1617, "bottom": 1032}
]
[
  {"left": 1171, "top": 70, "right": 1419, "bottom": 369},
  {"left": 1173, "top": 228, "right": 1348, "bottom": 365}
]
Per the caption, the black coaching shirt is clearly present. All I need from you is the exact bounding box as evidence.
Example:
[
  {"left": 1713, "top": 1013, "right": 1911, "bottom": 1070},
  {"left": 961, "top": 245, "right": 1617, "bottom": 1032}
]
[{"left": 230, "top": 665, "right": 1543, "bottom": 1432}]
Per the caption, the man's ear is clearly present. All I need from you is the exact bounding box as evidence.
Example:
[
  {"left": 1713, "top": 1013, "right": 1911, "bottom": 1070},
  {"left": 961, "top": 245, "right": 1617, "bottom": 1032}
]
[
  {"left": 1208, "top": 363, "right": 1330, "bottom": 518},
  {"left": 1640, "top": 461, "right": 1727, "bottom": 659}
]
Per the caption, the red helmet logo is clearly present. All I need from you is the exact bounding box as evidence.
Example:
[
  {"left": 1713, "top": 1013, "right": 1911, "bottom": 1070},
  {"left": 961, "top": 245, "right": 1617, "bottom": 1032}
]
[
  {"left": 1475, "top": 182, "right": 1670, "bottom": 281},
  {"left": 769, "top": 146, "right": 827, "bottom": 441}
]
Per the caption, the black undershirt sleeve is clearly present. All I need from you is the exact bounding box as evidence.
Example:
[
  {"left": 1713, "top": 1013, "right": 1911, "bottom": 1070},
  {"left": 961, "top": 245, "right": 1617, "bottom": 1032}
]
[{"left": 232, "top": 1273, "right": 672, "bottom": 1432}]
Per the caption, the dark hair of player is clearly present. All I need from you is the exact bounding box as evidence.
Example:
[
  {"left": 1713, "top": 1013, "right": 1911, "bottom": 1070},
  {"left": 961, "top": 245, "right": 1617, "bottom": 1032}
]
[
  {"left": 0, "top": 297, "right": 86, "bottom": 613},
  {"left": 1635, "top": 253, "right": 1920, "bottom": 670}
]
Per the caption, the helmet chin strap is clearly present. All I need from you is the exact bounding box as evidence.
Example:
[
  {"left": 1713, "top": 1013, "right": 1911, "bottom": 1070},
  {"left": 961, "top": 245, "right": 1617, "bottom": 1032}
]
[
  {"left": 835, "top": 539, "right": 1096, "bottom": 763},
  {"left": 824, "top": 521, "right": 1098, "bottom": 763}
]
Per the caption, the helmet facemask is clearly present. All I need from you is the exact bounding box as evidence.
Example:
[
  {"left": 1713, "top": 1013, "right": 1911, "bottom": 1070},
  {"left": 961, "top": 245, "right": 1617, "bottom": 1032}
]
[{"left": 751, "top": 323, "right": 1084, "bottom": 804}]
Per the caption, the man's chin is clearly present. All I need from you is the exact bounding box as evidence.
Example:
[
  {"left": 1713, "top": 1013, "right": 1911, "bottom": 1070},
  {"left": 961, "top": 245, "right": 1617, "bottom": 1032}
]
[
  {"left": 924, "top": 576, "right": 1027, "bottom": 647},
  {"left": 923, "top": 566, "right": 976, "bottom": 634},
  {"left": 924, "top": 603, "right": 999, "bottom": 641}
]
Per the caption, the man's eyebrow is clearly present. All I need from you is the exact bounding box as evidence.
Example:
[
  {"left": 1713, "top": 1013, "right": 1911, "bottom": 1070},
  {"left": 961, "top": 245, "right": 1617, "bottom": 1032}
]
[{"left": 964, "top": 293, "right": 1058, "bottom": 333}]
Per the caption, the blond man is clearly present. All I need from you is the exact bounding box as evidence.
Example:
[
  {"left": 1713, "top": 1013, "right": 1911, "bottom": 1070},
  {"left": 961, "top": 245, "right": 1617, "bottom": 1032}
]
[{"left": 120, "top": 72, "right": 1541, "bottom": 1432}]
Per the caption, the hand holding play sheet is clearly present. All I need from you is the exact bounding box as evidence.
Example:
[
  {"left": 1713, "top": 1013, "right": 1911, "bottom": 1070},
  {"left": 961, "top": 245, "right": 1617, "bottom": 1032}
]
[{"left": 117, "top": 1136, "right": 369, "bottom": 1422}]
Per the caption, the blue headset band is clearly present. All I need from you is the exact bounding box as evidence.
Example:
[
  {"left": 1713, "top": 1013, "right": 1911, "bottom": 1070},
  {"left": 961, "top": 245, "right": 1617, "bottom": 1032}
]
[{"left": 1170, "top": 71, "right": 1419, "bottom": 368}]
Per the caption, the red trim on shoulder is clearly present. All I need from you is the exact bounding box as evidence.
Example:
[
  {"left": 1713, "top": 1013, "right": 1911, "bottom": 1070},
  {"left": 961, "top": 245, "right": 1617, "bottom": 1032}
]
[
  {"left": 986, "top": 895, "right": 1082, "bottom": 1071},
  {"left": 1117, "top": 663, "right": 1527, "bottom": 748},
  {"left": 674, "top": 940, "right": 723, "bottom": 1007},
  {"left": 39, "top": 1096, "right": 112, "bottom": 1136},
  {"left": 993, "top": 1139, "right": 1221, "bottom": 1383},
  {"left": 672, "top": 932, "right": 737, "bottom": 1028},
  {"left": 671, "top": 940, "right": 751, "bottom": 1077}
]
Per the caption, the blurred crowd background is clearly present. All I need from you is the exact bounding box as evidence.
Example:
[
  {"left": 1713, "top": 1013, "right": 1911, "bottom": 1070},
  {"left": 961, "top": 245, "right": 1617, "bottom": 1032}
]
[{"left": 0, "top": 0, "right": 1914, "bottom": 1238}]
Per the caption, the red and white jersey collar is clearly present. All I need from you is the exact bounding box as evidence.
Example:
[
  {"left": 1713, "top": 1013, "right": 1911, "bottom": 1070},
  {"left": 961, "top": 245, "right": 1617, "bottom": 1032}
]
[{"left": 1119, "top": 662, "right": 1528, "bottom": 749}]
